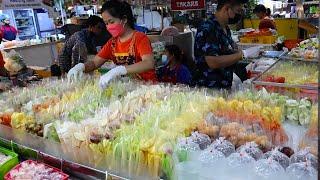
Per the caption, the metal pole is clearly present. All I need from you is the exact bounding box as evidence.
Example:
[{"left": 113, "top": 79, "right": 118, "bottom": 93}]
[
  {"left": 60, "top": 0, "right": 65, "bottom": 25},
  {"left": 161, "top": 6, "right": 164, "bottom": 30}
]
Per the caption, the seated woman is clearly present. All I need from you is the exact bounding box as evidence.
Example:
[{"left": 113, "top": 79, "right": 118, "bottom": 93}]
[{"left": 157, "top": 45, "right": 192, "bottom": 85}]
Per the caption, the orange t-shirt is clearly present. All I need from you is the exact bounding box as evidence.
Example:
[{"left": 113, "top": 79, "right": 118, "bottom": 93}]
[
  {"left": 98, "top": 31, "right": 156, "bottom": 81},
  {"left": 0, "top": 52, "right": 4, "bottom": 68}
]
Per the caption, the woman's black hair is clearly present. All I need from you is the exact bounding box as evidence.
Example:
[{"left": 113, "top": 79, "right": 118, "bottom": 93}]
[
  {"left": 165, "top": 45, "right": 184, "bottom": 63},
  {"left": 101, "top": 0, "right": 135, "bottom": 29},
  {"left": 85, "top": 15, "right": 104, "bottom": 27},
  {"left": 266, "top": 8, "right": 271, "bottom": 16},
  {"left": 253, "top": 4, "right": 267, "bottom": 14},
  {"left": 217, "top": 0, "right": 248, "bottom": 11}
]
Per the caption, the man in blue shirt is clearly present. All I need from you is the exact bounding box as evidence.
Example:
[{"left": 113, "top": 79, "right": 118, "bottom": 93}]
[{"left": 194, "top": 0, "right": 262, "bottom": 89}]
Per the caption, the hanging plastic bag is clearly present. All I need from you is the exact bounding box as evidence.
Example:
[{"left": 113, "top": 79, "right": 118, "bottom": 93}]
[{"left": 3, "top": 50, "right": 26, "bottom": 74}]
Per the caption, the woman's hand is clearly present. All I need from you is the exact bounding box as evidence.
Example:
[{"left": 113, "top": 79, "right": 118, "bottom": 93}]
[
  {"left": 99, "top": 54, "right": 155, "bottom": 90},
  {"left": 99, "top": 66, "right": 127, "bottom": 90},
  {"left": 67, "top": 63, "right": 85, "bottom": 82}
]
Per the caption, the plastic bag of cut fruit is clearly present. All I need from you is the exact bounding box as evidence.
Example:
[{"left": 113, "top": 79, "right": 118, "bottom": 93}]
[
  {"left": 262, "top": 148, "right": 290, "bottom": 169},
  {"left": 286, "top": 161, "right": 317, "bottom": 180},
  {"left": 3, "top": 50, "right": 26, "bottom": 74},
  {"left": 0, "top": 112, "right": 12, "bottom": 127},
  {"left": 174, "top": 137, "right": 201, "bottom": 162},
  {"left": 236, "top": 141, "right": 264, "bottom": 160},
  {"left": 253, "top": 158, "right": 285, "bottom": 179},
  {"left": 195, "top": 113, "right": 220, "bottom": 139},
  {"left": 259, "top": 107, "right": 289, "bottom": 147},
  {"left": 207, "top": 137, "right": 235, "bottom": 157},
  {"left": 219, "top": 122, "right": 271, "bottom": 150},
  {"left": 298, "top": 130, "right": 317, "bottom": 157},
  {"left": 198, "top": 148, "right": 225, "bottom": 165},
  {"left": 189, "top": 131, "right": 211, "bottom": 150},
  {"left": 290, "top": 148, "right": 318, "bottom": 169}
]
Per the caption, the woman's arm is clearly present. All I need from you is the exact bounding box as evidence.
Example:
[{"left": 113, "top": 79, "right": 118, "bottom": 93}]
[
  {"left": 205, "top": 51, "right": 243, "bottom": 69},
  {"left": 84, "top": 55, "right": 107, "bottom": 73},
  {"left": 125, "top": 54, "right": 155, "bottom": 74}
]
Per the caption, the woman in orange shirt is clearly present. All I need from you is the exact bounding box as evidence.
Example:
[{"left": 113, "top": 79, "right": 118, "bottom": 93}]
[{"left": 68, "top": 0, "right": 156, "bottom": 89}]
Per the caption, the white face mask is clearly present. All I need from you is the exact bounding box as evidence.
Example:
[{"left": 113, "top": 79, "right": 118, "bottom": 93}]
[{"left": 161, "top": 54, "right": 168, "bottom": 64}]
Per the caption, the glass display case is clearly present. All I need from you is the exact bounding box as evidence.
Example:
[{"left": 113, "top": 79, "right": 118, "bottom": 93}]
[
  {"left": 252, "top": 60, "right": 318, "bottom": 102},
  {"left": 13, "top": 9, "right": 37, "bottom": 40}
]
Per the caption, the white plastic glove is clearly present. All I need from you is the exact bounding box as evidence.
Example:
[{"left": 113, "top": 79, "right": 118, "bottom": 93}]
[
  {"left": 242, "top": 46, "right": 263, "bottom": 59},
  {"left": 67, "top": 63, "right": 85, "bottom": 82},
  {"left": 99, "top": 66, "right": 127, "bottom": 90}
]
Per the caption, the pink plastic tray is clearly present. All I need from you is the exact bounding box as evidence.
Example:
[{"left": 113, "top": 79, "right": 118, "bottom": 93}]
[{"left": 4, "top": 160, "right": 69, "bottom": 180}]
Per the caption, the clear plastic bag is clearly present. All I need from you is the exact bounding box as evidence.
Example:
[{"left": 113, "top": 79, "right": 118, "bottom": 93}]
[
  {"left": 299, "top": 105, "right": 318, "bottom": 156},
  {"left": 219, "top": 122, "right": 270, "bottom": 149},
  {"left": 254, "top": 159, "right": 285, "bottom": 179},
  {"left": 227, "top": 152, "right": 255, "bottom": 168},
  {"left": 290, "top": 148, "right": 318, "bottom": 169},
  {"left": 190, "top": 131, "right": 211, "bottom": 150},
  {"left": 176, "top": 137, "right": 201, "bottom": 151},
  {"left": 3, "top": 50, "right": 26, "bottom": 73},
  {"left": 209, "top": 137, "right": 235, "bottom": 157},
  {"left": 195, "top": 120, "right": 220, "bottom": 139},
  {"left": 175, "top": 137, "right": 201, "bottom": 162},
  {"left": 263, "top": 148, "right": 290, "bottom": 168},
  {"left": 287, "top": 162, "right": 317, "bottom": 180},
  {"left": 236, "top": 142, "right": 263, "bottom": 160},
  {"left": 279, "top": 146, "right": 294, "bottom": 158},
  {"left": 198, "top": 149, "right": 225, "bottom": 165}
]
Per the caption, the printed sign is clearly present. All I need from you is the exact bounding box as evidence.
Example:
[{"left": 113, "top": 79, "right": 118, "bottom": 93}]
[
  {"left": 0, "top": 0, "right": 53, "bottom": 9},
  {"left": 171, "top": 0, "right": 205, "bottom": 11}
]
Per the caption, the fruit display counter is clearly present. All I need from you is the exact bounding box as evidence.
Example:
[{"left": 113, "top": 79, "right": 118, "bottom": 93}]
[
  {"left": 0, "top": 76, "right": 317, "bottom": 179},
  {"left": 252, "top": 59, "right": 318, "bottom": 102},
  {"left": 281, "top": 38, "right": 319, "bottom": 62}
]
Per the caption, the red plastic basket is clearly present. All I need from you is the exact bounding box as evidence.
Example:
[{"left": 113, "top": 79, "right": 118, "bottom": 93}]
[
  {"left": 299, "top": 83, "right": 319, "bottom": 103},
  {"left": 4, "top": 160, "right": 69, "bottom": 180},
  {"left": 284, "top": 39, "right": 303, "bottom": 50}
]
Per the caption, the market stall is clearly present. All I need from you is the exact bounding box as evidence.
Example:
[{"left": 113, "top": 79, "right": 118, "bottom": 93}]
[
  {"left": 0, "top": 69, "right": 318, "bottom": 179},
  {"left": 0, "top": 0, "right": 318, "bottom": 179}
]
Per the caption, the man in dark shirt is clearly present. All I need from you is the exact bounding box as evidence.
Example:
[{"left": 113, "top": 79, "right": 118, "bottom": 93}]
[
  {"left": 58, "top": 15, "right": 109, "bottom": 73},
  {"left": 194, "top": 0, "right": 262, "bottom": 89}
]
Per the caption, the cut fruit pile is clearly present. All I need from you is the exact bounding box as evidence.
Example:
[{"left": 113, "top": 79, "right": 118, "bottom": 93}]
[
  {"left": 5, "top": 160, "right": 68, "bottom": 180},
  {"left": 288, "top": 38, "right": 319, "bottom": 60},
  {"left": 0, "top": 76, "right": 317, "bottom": 179},
  {"left": 263, "top": 61, "right": 318, "bottom": 85}
]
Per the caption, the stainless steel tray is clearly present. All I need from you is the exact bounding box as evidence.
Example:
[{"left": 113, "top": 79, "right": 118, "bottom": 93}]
[
  {"left": 280, "top": 54, "right": 319, "bottom": 63},
  {"left": 262, "top": 51, "right": 286, "bottom": 58},
  {"left": 252, "top": 59, "right": 319, "bottom": 99}
]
